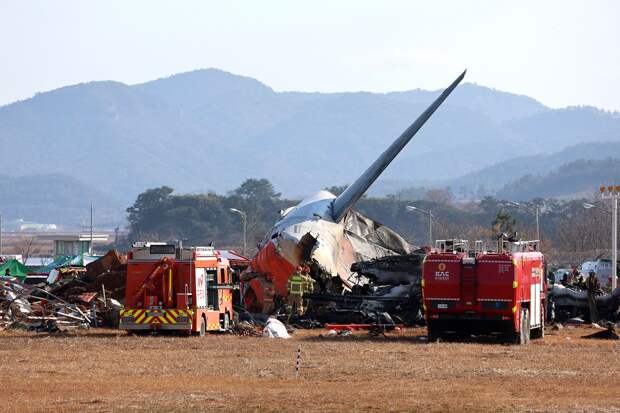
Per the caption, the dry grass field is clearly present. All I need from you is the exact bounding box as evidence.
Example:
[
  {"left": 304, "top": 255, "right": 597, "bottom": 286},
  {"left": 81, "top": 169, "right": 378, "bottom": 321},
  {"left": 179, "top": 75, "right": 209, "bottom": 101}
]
[{"left": 0, "top": 326, "right": 619, "bottom": 412}]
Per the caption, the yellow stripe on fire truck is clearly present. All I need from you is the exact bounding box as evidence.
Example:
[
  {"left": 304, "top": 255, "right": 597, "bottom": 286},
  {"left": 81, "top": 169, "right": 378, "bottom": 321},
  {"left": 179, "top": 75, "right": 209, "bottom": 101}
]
[
  {"left": 135, "top": 312, "right": 146, "bottom": 324},
  {"left": 121, "top": 309, "right": 145, "bottom": 319},
  {"left": 122, "top": 309, "right": 193, "bottom": 324}
]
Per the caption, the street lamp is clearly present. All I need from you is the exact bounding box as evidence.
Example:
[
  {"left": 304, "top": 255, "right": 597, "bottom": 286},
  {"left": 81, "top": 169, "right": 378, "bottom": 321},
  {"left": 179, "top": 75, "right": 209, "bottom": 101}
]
[
  {"left": 584, "top": 203, "right": 613, "bottom": 281},
  {"left": 229, "top": 208, "right": 247, "bottom": 256},
  {"left": 583, "top": 202, "right": 611, "bottom": 214},
  {"left": 505, "top": 201, "right": 540, "bottom": 242},
  {"left": 406, "top": 205, "right": 433, "bottom": 246},
  {"left": 599, "top": 186, "right": 620, "bottom": 290}
]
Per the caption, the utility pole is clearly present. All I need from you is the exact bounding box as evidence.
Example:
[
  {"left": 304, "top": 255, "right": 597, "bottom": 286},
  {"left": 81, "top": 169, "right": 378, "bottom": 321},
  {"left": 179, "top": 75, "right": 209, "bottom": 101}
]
[
  {"left": 0, "top": 211, "right": 3, "bottom": 256},
  {"left": 89, "top": 203, "right": 93, "bottom": 255},
  {"left": 535, "top": 206, "right": 540, "bottom": 242},
  {"left": 114, "top": 227, "right": 119, "bottom": 248},
  {"left": 600, "top": 186, "right": 619, "bottom": 290},
  {"left": 614, "top": 197, "right": 618, "bottom": 291},
  {"left": 428, "top": 209, "right": 433, "bottom": 247}
]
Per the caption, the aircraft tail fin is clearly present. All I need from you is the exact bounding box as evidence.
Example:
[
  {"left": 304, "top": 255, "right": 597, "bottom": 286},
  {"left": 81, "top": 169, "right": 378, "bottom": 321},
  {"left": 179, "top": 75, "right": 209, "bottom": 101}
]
[{"left": 331, "top": 70, "right": 466, "bottom": 222}]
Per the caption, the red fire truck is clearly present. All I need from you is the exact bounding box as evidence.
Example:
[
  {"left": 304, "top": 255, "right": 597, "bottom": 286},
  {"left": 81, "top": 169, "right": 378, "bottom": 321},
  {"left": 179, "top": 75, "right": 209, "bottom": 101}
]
[
  {"left": 422, "top": 239, "right": 546, "bottom": 344},
  {"left": 119, "top": 243, "right": 235, "bottom": 335}
]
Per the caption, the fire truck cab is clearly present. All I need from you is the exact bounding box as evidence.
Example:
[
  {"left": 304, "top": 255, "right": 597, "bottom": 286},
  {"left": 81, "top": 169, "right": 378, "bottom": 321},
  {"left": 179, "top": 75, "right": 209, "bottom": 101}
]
[
  {"left": 423, "top": 238, "right": 546, "bottom": 344},
  {"left": 120, "top": 242, "right": 234, "bottom": 335}
]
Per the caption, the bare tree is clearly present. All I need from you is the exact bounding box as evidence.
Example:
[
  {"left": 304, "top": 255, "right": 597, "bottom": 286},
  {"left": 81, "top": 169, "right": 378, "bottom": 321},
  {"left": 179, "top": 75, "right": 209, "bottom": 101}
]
[
  {"left": 555, "top": 206, "right": 608, "bottom": 265},
  {"left": 15, "top": 235, "right": 38, "bottom": 264}
]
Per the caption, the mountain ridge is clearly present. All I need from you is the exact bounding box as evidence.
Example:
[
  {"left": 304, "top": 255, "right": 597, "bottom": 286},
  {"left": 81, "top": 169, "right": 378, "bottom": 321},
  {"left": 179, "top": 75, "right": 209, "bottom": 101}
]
[{"left": 1, "top": 68, "right": 619, "bottom": 220}]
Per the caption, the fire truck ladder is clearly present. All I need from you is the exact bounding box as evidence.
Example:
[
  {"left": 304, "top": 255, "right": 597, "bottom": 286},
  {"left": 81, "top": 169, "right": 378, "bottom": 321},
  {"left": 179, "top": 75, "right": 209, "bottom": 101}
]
[{"left": 460, "top": 259, "right": 478, "bottom": 306}]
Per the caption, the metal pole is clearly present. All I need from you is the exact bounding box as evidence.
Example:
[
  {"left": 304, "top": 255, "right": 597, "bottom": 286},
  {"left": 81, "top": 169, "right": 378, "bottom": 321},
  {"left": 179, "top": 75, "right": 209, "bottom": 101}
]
[
  {"left": 242, "top": 213, "right": 247, "bottom": 257},
  {"left": 613, "top": 197, "right": 618, "bottom": 290},
  {"left": 0, "top": 211, "right": 3, "bottom": 256},
  {"left": 89, "top": 203, "right": 93, "bottom": 255},
  {"left": 535, "top": 207, "right": 540, "bottom": 242},
  {"left": 428, "top": 210, "right": 433, "bottom": 246},
  {"left": 230, "top": 208, "right": 248, "bottom": 256}
]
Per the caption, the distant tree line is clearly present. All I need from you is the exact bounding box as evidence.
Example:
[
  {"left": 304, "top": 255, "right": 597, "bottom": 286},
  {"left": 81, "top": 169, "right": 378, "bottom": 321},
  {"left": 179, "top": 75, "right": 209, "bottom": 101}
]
[
  {"left": 124, "top": 179, "right": 613, "bottom": 267},
  {"left": 125, "top": 179, "right": 292, "bottom": 251}
]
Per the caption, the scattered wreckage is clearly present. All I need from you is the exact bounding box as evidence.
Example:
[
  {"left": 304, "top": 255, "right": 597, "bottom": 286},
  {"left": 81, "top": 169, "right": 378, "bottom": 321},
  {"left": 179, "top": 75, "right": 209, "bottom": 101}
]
[
  {"left": 547, "top": 283, "right": 620, "bottom": 322},
  {"left": 1, "top": 280, "right": 95, "bottom": 332},
  {"left": 0, "top": 250, "right": 126, "bottom": 332},
  {"left": 304, "top": 252, "right": 425, "bottom": 326}
]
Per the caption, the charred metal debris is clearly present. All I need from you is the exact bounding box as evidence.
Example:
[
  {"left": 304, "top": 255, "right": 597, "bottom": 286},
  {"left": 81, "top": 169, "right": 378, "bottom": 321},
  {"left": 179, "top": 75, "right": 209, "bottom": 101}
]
[
  {"left": 281, "top": 251, "right": 426, "bottom": 328},
  {"left": 0, "top": 250, "right": 126, "bottom": 332}
]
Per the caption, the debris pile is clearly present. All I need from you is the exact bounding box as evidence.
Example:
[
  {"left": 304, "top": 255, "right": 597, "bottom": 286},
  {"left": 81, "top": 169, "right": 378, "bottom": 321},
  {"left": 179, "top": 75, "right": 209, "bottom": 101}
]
[
  {"left": 305, "top": 252, "right": 425, "bottom": 326},
  {"left": 548, "top": 284, "right": 620, "bottom": 322},
  {"left": 49, "top": 250, "right": 127, "bottom": 303},
  {"left": 231, "top": 321, "right": 262, "bottom": 337},
  {"left": 0, "top": 250, "right": 127, "bottom": 332},
  {"left": 0, "top": 281, "right": 91, "bottom": 332}
]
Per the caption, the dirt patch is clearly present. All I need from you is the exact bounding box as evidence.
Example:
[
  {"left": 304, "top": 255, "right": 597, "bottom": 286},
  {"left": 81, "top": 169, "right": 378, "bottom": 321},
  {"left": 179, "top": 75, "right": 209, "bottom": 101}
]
[{"left": 0, "top": 326, "right": 618, "bottom": 412}]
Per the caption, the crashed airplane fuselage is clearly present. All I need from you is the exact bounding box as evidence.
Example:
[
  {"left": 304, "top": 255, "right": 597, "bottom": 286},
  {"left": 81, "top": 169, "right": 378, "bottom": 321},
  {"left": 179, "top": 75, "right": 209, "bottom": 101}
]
[
  {"left": 242, "top": 71, "right": 466, "bottom": 312},
  {"left": 244, "top": 191, "right": 413, "bottom": 310}
]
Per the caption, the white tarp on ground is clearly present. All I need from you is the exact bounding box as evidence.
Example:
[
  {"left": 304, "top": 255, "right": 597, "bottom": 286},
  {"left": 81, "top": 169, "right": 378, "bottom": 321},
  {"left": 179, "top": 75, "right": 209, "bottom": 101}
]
[{"left": 263, "top": 317, "right": 290, "bottom": 339}]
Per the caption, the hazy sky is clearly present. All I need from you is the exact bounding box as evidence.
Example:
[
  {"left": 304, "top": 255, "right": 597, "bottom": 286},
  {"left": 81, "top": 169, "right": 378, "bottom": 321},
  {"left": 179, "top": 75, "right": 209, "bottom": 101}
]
[{"left": 1, "top": 1, "right": 619, "bottom": 110}]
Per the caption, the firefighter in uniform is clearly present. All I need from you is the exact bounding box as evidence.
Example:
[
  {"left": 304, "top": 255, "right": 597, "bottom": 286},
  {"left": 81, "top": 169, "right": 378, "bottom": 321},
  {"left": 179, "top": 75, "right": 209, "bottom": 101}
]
[
  {"left": 573, "top": 271, "right": 585, "bottom": 290},
  {"left": 570, "top": 266, "right": 580, "bottom": 287},
  {"left": 287, "top": 267, "right": 305, "bottom": 322},
  {"left": 301, "top": 266, "right": 316, "bottom": 313},
  {"left": 585, "top": 270, "right": 601, "bottom": 323}
]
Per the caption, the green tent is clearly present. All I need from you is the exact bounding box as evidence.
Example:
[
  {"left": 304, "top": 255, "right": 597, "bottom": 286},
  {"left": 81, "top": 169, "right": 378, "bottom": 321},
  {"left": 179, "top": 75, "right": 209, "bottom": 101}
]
[
  {"left": 0, "top": 259, "right": 29, "bottom": 279},
  {"left": 69, "top": 254, "right": 100, "bottom": 267},
  {"left": 36, "top": 254, "right": 101, "bottom": 274},
  {"left": 36, "top": 256, "right": 73, "bottom": 274}
]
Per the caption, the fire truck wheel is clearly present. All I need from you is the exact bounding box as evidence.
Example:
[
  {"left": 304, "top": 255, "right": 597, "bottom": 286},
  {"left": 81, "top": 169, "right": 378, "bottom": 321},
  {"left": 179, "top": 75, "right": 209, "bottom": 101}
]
[
  {"left": 222, "top": 312, "right": 230, "bottom": 331},
  {"left": 519, "top": 308, "right": 530, "bottom": 345},
  {"left": 199, "top": 316, "right": 206, "bottom": 337},
  {"left": 427, "top": 321, "right": 440, "bottom": 342},
  {"left": 531, "top": 303, "right": 545, "bottom": 339}
]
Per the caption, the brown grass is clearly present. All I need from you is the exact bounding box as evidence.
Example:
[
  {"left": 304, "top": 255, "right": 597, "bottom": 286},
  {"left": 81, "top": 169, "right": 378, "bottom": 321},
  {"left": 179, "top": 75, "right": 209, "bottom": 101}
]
[{"left": 0, "top": 326, "right": 619, "bottom": 412}]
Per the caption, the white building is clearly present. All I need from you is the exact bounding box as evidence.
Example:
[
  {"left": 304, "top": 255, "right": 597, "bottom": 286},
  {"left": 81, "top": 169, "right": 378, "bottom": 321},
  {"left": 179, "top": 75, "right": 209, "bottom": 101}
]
[{"left": 37, "top": 233, "right": 109, "bottom": 256}]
